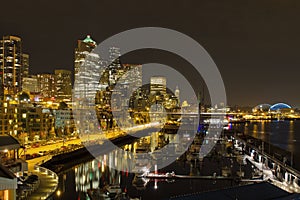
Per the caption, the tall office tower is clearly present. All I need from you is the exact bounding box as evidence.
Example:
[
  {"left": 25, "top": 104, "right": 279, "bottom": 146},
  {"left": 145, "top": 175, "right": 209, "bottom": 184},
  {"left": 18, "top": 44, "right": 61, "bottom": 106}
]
[
  {"left": 74, "top": 35, "right": 96, "bottom": 79},
  {"left": 109, "top": 47, "right": 121, "bottom": 62},
  {"left": 97, "top": 47, "right": 122, "bottom": 93},
  {"left": 22, "top": 75, "right": 39, "bottom": 94},
  {"left": 37, "top": 73, "right": 56, "bottom": 100},
  {"left": 22, "top": 53, "right": 29, "bottom": 78},
  {"left": 0, "top": 36, "right": 23, "bottom": 95},
  {"left": 107, "top": 47, "right": 122, "bottom": 85},
  {"left": 55, "top": 69, "right": 72, "bottom": 101},
  {"left": 74, "top": 35, "right": 101, "bottom": 100},
  {"left": 150, "top": 76, "right": 167, "bottom": 95},
  {"left": 96, "top": 47, "right": 143, "bottom": 130},
  {"left": 109, "top": 64, "right": 142, "bottom": 111}
]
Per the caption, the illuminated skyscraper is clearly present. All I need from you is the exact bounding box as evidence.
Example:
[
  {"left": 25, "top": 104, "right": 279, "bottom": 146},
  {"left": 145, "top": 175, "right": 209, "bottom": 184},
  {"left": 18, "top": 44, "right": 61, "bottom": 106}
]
[
  {"left": 55, "top": 69, "right": 72, "bottom": 101},
  {"left": 150, "top": 76, "right": 167, "bottom": 95},
  {"left": 22, "top": 53, "right": 29, "bottom": 78},
  {"left": 0, "top": 36, "right": 23, "bottom": 95},
  {"left": 74, "top": 35, "right": 97, "bottom": 80},
  {"left": 109, "top": 63, "right": 142, "bottom": 111},
  {"left": 74, "top": 35, "right": 101, "bottom": 100},
  {"left": 37, "top": 73, "right": 56, "bottom": 100}
]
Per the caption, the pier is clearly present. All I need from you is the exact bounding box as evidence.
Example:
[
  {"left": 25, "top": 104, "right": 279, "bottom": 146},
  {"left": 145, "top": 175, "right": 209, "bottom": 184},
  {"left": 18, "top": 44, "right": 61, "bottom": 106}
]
[{"left": 236, "top": 135, "right": 300, "bottom": 193}]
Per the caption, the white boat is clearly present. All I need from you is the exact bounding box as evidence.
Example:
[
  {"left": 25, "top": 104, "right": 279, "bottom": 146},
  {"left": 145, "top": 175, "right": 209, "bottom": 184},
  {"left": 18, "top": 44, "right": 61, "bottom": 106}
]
[
  {"left": 144, "top": 171, "right": 176, "bottom": 179},
  {"left": 104, "top": 185, "right": 122, "bottom": 197}
]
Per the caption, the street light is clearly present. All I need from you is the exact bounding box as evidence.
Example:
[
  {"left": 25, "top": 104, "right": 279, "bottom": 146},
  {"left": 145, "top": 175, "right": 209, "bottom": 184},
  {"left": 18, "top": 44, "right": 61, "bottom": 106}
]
[{"left": 56, "top": 190, "right": 61, "bottom": 197}]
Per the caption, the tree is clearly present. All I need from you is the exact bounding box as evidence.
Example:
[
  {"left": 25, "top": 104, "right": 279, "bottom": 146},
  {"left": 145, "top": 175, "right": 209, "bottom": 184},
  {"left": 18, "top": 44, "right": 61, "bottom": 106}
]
[
  {"left": 18, "top": 92, "right": 30, "bottom": 102},
  {"left": 58, "top": 101, "right": 68, "bottom": 110}
]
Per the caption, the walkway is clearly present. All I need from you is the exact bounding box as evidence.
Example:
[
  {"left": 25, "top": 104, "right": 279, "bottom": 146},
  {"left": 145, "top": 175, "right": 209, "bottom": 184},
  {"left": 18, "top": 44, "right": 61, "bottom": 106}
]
[
  {"left": 26, "top": 156, "right": 59, "bottom": 200},
  {"left": 244, "top": 154, "right": 300, "bottom": 193},
  {"left": 28, "top": 166, "right": 58, "bottom": 200}
]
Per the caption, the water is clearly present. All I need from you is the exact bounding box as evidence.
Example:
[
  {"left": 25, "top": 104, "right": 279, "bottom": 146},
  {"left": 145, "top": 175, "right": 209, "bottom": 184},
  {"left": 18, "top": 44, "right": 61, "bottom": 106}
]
[
  {"left": 55, "top": 160, "right": 245, "bottom": 200},
  {"left": 241, "top": 120, "right": 300, "bottom": 169},
  {"left": 54, "top": 120, "right": 300, "bottom": 200}
]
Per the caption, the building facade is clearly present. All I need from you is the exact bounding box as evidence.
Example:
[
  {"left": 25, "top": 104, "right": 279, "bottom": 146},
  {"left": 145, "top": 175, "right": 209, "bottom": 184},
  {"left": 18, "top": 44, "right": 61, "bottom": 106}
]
[
  {"left": 21, "top": 53, "right": 29, "bottom": 79},
  {"left": 150, "top": 76, "right": 167, "bottom": 96},
  {"left": 55, "top": 69, "right": 72, "bottom": 101},
  {"left": 74, "top": 35, "right": 102, "bottom": 100},
  {"left": 53, "top": 108, "right": 75, "bottom": 137},
  {"left": 37, "top": 73, "right": 56, "bottom": 100},
  {"left": 25, "top": 107, "right": 55, "bottom": 140},
  {"left": 0, "top": 100, "right": 20, "bottom": 137},
  {"left": 0, "top": 36, "right": 23, "bottom": 95},
  {"left": 22, "top": 75, "right": 38, "bottom": 95}
]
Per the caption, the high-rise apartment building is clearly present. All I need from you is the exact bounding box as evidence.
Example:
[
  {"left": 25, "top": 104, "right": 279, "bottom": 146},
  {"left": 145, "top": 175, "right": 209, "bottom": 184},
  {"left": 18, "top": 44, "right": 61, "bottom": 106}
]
[
  {"left": 37, "top": 74, "right": 56, "bottom": 100},
  {"left": 0, "top": 36, "right": 23, "bottom": 95},
  {"left": 22, "top": 75, "right": 39, "bottom": 95},
  {"left": 22, "top": 53, "right": 29, "bottom": 78},
  {"left": 55, "top": 69, "right": 72, "bottom": 101}
]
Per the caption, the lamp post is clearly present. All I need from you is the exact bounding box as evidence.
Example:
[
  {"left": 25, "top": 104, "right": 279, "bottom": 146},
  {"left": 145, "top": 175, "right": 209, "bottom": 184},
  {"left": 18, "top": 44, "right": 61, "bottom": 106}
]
[{"left": 62, "top": 127, "right": 65, "bottom": 147}]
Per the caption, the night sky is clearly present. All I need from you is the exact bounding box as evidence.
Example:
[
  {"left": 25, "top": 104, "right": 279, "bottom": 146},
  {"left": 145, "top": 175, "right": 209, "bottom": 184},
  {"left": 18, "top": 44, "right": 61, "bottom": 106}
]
[{"left": 1, "top": 0, "right": 300, "bottom": 107}]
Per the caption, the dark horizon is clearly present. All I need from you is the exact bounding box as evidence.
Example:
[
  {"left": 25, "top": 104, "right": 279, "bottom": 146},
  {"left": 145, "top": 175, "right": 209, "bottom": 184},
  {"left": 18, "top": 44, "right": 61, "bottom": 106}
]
[{"left": 1, "top": 0, "right": 300, "bottom": 107}]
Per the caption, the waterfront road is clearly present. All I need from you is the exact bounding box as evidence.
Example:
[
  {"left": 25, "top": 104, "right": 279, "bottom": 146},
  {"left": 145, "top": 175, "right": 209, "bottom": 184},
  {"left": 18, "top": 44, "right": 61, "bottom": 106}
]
[
  {"left": 22, "top": 122, "right": 161, "bottom": 157},
  {"left": 23, "top": 138, "right": 82, "bottom": 156},
  {"left": 24, "top": 124, "right": 161, "bottom": 199}
]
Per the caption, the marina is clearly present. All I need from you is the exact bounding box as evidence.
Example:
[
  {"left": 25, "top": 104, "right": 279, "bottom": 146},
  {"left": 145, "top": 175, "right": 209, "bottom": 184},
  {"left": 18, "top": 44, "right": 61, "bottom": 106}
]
[{"left": 38, "top": 120, "right": 299, "bottom": 199}]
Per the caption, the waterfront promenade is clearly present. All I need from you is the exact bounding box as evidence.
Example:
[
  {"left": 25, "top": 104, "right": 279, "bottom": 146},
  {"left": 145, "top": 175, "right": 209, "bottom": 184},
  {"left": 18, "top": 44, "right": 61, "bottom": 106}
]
[
  {"left": 24, "top": 124, "right": 159, "bottom": 199},
  {"left": 23, "top": 123, "right": 300, "bottom": 199},
  {"left": 23, "top": 138, "right": 81, "bottom": 199},
  {"left": 27, "top": 166, "right": 58, "bottom": 200},
  {"left": 21, "top": 156, "right": 58, "bottom": 200}
]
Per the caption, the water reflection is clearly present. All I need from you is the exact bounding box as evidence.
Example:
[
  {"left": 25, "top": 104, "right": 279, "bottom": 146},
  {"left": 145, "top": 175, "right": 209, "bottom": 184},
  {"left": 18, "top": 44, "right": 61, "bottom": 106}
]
[
  {"left": 236, "top": 120, "right": 300, "bottom": 169},
  {"left": 74, "top": 160, "right": 122, "bottom": 193},
  {"left": 57, "top": 130, "right": 243, "bottom": 199},
  {"left": 55, "top": 120, "right": 300, "bottom": 199},
  {"left": 68, "top": 130, "right": 194, "bottom": 199}
]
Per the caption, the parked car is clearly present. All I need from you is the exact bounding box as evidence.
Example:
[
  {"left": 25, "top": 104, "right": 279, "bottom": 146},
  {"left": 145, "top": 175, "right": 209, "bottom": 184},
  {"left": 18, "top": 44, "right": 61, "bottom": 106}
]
[
  {"left": 60, "top": 146, "right": 67, "bottom": 150},
  {"left": 31, "top": 143, "right": 40, "bottom": 148},
  {"left": 24, "top": 154, "right": 33, "bottom": 160},
  {"left": 31, "top": 153, "right": 40, "bottom": 158},
  {"left": 38, "top": 151, "right": 47, "bottom": 156}
]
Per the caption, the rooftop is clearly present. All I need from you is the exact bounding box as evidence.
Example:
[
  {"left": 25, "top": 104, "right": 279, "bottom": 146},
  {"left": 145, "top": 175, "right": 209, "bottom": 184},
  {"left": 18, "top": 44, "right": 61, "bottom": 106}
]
[
  {"left": 0, "top": 164, "right": 15, "bottom": 179},
  {"left": 0, "top": 134, "right": 20, "bottom": 150},
  {"left": 83, "top": 35, "right": 96, "bottom": 44}
]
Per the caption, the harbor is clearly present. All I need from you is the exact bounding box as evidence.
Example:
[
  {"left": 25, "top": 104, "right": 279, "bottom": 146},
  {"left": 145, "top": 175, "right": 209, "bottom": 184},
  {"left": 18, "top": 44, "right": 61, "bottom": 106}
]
[{"left": 33, "top": 120, "right": 300, "bottom": 199}]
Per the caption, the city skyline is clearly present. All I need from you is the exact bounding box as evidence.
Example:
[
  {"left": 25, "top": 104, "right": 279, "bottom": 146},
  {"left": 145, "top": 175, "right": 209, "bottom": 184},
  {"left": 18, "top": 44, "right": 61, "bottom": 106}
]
[
  {"left": 1, "top": 1, "right": 300, "bottom": 199},
  {"left": 1, "top": 0, "right": 300, "bottom": 106}
]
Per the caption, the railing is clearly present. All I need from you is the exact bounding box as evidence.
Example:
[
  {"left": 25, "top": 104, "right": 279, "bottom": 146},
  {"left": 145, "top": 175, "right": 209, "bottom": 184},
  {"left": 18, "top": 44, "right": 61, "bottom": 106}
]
[
  {"left": 32, "top": 164, "right": 59, "bottom": 200},
  {"left": 35, "top": 155, "right": 52, "bottom": 166},
  {"left": 236, "top": 135, "right": 300, "bottom": 193},
  {"left": 241, "top": 138, "right": 300, "bottom": 177}
]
